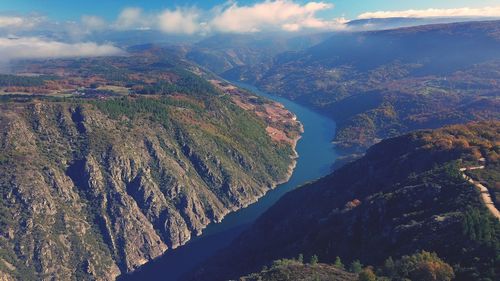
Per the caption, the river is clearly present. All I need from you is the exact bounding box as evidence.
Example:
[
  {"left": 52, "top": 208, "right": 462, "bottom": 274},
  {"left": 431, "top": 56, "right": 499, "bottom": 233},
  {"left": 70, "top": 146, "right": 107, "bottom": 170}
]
[{"left": 120, "top": 83, "right": 338, "bottom": 281}]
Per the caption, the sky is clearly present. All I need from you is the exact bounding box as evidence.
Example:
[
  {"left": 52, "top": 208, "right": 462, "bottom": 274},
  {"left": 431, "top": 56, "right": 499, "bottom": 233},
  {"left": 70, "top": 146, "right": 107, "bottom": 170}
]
[
  {"left": 1, "top": 0, "right": 500, "bottom": 62},
  {"left": 1, "top": 0, "right": 500, "bottom": 21}
]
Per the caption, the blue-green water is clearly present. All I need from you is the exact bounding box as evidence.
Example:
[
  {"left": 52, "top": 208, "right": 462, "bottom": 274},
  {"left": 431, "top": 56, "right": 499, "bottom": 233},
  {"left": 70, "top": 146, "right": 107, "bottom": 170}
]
[{"left": 120, "top": 83, "right": 337, "bottom": 281}]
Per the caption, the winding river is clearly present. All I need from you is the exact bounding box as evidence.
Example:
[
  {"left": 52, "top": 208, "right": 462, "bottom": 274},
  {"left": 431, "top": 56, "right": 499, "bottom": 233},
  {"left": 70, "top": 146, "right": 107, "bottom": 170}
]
[{"left": 121, "top": 83, "right": 338, "bottom": 281}]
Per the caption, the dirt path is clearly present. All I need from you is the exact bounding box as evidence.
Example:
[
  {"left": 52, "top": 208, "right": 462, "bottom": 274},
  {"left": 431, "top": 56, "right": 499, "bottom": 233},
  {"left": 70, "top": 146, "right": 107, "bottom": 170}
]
[{"left": 460, "top": 166, "right": 500, "bottom": 220}]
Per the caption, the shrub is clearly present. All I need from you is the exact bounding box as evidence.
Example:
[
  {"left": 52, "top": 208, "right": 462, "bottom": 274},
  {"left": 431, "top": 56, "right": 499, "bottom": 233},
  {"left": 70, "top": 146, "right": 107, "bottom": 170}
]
[
  {"left": 358, "top": 267, "right": 377, "bottom": 281},
  {"left": 310, "top": 255, "right": 319, "bottom": 265},
  {"left": 350, "top": 260, "right": 363, "bottom": 273},
  {"left": 334, "top": 256, "right": 345, "bottom": 270}
]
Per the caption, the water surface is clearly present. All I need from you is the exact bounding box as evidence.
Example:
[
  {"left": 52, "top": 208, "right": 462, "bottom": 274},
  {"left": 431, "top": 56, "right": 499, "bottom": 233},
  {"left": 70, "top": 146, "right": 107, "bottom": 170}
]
[{"left": 121, "top": 83, "right": 337, "bottom": 281}]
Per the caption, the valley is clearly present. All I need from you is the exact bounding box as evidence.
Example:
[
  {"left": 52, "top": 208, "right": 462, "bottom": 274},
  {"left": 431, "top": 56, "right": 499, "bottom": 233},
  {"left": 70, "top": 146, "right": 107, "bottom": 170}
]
[
  {"left": 120, "top": 83, "right": 338, "bottom": 281},
  {"left": 194, "top": 21, "right": 500, "bottom": 154},
  {"left": 0, "top": 5, "right": 498, "bottom": 281}
]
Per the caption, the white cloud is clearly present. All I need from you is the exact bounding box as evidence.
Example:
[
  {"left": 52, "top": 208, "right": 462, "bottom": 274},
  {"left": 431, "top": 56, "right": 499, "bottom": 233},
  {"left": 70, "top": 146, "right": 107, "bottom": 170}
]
[
  {"left": 114, "top": 7, "right": 149, "bottom": 30},
  {"left": 0, "top": 37, "right": 124, "bottom": 61},
  {"left": 157, "top": 8, "right": 200, "bottom": 34},
  {"left": 358, "top": 6, "right": 500, "bottom": 19},
  {"left": 0, "top": 15, "right": 44, "bottom": 29},
  {"left": 111, "top": 1, "right": 344, "bottom": 34},
  {"left": 113, "top": 7, "right": 202, "bottom": 33},
  {"left": 209, "top": 0, "right": 343, "bottom": 33},
  {"left": 0, "top": 1, "right": 347, "bottom": 36},
  {"left": 81, "top": 15, "right": 107, "bottom": 31}
]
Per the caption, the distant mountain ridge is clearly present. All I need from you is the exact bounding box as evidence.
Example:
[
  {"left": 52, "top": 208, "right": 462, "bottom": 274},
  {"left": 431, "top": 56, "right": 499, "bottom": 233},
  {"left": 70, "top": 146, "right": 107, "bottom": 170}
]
[
  {"left": 219, "top": 20, "right": 500, "bottom": 152},
  {"left": 346, "top": 17, "right": 500, "bottom": 31}
]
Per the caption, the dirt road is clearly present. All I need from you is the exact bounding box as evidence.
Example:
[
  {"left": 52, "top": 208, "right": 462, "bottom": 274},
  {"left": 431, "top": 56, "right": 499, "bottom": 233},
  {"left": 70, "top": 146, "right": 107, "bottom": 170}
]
[{"left": 460, "top": 166, "right": 500, "bottom": 220}]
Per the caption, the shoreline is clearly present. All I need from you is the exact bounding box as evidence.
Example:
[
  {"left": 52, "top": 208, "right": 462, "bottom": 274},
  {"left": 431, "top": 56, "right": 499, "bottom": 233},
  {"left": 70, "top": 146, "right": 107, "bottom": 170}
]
[
  {"left": 120, "top": 79, "right": 339, "bottom": 281},
  {"left": 122, "top": 96, "right": 305, "bottom": 278},
  {"left": 213, "top": 120, "right": 303, "bottom": 216}
]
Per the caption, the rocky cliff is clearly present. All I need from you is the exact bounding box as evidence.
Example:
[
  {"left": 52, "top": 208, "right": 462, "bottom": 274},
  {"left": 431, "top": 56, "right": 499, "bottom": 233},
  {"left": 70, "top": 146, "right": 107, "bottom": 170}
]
[{"left": 0, "top": 90, "right": 300, "bottom": 280}]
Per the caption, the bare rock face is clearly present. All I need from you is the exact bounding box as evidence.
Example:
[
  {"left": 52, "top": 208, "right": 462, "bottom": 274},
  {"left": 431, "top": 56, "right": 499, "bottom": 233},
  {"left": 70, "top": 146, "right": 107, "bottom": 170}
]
[{"left": 0, "top": 97, "right": 299, "bottom": 280}]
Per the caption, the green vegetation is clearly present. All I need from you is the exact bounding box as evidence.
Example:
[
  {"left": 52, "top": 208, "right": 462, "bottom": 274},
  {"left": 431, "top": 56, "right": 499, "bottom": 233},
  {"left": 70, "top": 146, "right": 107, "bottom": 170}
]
[
  {"left": 137, "top": 69, "right": 219, "bottom": 96},
  {"left": 297, "top": 254, "right": 304, "bottom": 264},
  {"left": 358, "top": 268, "right": 376, "bottom": 281},
  {"left": 333, "top": 256, "right": 344, "bottom": 270},
  {"left": 378, "top": 251, "right": 455, "bottom": 281},
  {"left": 195, "top": 122, "right": 500, "bottom": 281},
  {"left": 462, "top": 208, "right": 500, "bottom": 245},
  {"left": 241, "top": 258, "right": 357, "bottom": 281},
  {"left": 223, "top": 21, "right": 500, "bottom": 152},
  {"left": 89, "top": 97, "right": 171, "bottom": 128},
  {"left": 350, "top": 260, "right": 363, "bottom": 273},
  {"left": 0, "top": 50, "right": 301, "bottom": 280},
  {"left": 240, "top": 251, "right": 454, "bottom": 281},
  {"left": 310, "top": 255, "right": 319, "bottom": 266},
  {"left": 0, "top": 74, "right": 56, "bottom": 87}
]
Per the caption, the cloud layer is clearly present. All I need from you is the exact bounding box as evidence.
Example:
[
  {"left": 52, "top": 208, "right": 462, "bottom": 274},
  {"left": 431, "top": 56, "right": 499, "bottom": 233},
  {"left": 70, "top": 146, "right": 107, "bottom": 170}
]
[
  {"left": 105, "top": 1, "right": 343, "bottom": 34},
  {"left": 358, "top": 6, "right": 500, "bottom": 19},
  {"left": 114, "top": 7, "right": 148, "bottom": 30},
  {"left": 3, "top": 2, "right": 500, "bottom": 38},
  {"left": 158, "top": 8, "right": 200, "bottom": 34},
  {"left": 209, "top": 1, "right": 343, "bottom": 33},
  {"left": 0, "top": 15, "right": 44, "bottom": 29},
  {"left": 0, "top": 37, "right": 124, "bottom": 61}
]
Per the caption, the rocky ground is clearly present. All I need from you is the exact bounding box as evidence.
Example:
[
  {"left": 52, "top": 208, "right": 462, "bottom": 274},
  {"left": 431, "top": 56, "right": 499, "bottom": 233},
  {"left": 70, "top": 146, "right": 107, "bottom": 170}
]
[{"left": 0, "top": 86, "right": 302, "bottom": 280}]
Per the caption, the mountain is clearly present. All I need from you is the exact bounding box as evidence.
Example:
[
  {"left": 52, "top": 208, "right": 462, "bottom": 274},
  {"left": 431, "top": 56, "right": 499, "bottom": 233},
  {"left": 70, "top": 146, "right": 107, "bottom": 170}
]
[
  {"left": 346, "top": 17, "right": 500, "bottom": 31},
  {"left": 190, "top": 121, "right": 500, "bottom": 281},
  {"left": 223, "top": 20, "right": 500, "bottom": 152},
  {"left": 0, "top": 50, "right": 301, "bottom": 280},
  {"left": 186, "top": 32, "right": 333, "bottom": 75}
]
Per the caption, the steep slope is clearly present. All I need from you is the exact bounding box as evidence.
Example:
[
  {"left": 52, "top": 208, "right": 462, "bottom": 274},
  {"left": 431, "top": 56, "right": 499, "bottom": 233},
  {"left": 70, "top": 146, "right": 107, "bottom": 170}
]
[
  {"left": 225, "top": 20, "right": 500, "bottom": 152},
  {"left": 0, "top": 53, "right": 301, "bottom": 280},
  {"left": 191, "top": 121, "right": 500, "bottom": 281}
]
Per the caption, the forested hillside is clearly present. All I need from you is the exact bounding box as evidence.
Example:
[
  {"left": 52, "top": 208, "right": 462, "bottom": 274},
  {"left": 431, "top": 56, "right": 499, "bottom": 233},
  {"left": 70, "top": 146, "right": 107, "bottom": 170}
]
[
  {"left": 191, "top": 121, "right": 500, "bottom": 281},
  {"left": 0, "top": 51, "right": 301, "bottom": 280},
  {"left": 222, "top": 20, "right": 500, "bottom": 152}
]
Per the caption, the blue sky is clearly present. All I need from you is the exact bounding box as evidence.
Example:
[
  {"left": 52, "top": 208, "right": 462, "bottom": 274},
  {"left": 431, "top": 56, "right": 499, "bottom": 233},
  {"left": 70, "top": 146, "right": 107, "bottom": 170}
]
[
  {"left": 1, "top": 0, "right": 500, "bottom": 20},
  {"left": 1, "top": 0, "right": 500, "bottom": 62}
]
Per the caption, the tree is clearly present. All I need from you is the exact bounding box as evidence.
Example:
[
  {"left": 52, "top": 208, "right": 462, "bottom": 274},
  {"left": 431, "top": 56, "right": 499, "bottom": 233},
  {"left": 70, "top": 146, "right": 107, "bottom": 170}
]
[
  {"left": 410, "top": 260, "right": 455, "bottom": 281},
  {"left": 310, "top": 255, "right": 319, "bottom": 265},
  {"left": 350, "top": 260, "right": 363, "bottom": 273},
  {"left": 383, "top": 256, "right": 395, "bottom": 277},
  {"left": 358, "top": 267, "right": 377, "bottom": 281},
  {"left": 297, "top": 253, "right": 304, "bottom": 264},
  {"left": 398, "top": 251, "right": 455, "bottom": 281},
  {"left": 334, "top": 256, "right": 345, "bottom": 270}
]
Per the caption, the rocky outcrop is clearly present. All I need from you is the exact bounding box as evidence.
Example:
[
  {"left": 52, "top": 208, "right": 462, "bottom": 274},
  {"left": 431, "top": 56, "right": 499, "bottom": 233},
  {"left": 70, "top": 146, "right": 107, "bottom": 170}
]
[{"left": 0, "top": 95, "right": 300, "bottom": 280}]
